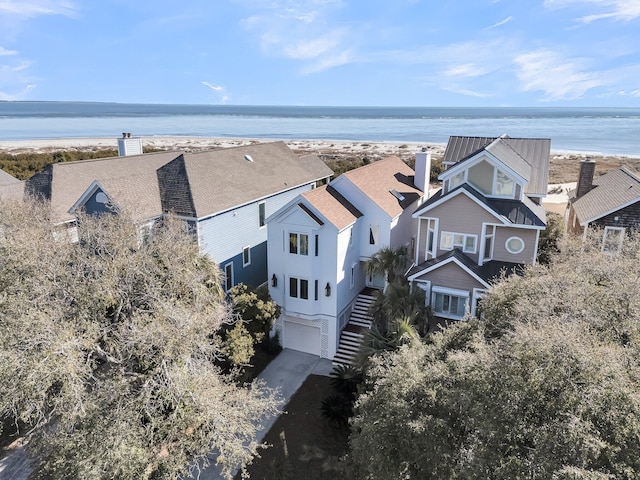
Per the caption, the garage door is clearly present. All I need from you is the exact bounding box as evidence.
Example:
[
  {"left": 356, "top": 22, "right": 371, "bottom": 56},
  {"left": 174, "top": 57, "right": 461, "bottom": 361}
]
[{"left": 284, "top": 321, "right": 321, "bottom": 356}]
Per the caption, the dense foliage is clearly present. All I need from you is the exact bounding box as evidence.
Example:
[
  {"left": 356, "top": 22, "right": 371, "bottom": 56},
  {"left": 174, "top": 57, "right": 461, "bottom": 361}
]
[
  {"left": 350, "top": 232, "right": 640, "bottom": 479},
  {"left": 0, "top": 200, "right": 278, "bottom": 480},
  {"left": 0, "top": 149, "right": 119, "bottom": 180}
]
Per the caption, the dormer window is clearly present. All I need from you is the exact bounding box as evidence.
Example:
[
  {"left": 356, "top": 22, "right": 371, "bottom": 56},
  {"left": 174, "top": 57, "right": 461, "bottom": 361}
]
[
  {"left": 496, "top": 170, "right": 515, "bottom": 196},
  {"left": 464, "top": 159, "right": 518, "bottom": 198},
  {"left": 449, "top": 171, "right": 465, "bottom": 190}
]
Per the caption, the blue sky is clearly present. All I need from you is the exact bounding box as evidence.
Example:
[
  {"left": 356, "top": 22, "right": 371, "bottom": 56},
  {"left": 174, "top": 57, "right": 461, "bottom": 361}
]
[{"left": 0, "top": 0, "right": 639, "bottom": 106}]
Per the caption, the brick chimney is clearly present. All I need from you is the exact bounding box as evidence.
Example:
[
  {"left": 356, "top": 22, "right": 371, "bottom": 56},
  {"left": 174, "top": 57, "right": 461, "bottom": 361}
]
[{"left": 576, "top": 158, "right": 595, "bottom": 198}]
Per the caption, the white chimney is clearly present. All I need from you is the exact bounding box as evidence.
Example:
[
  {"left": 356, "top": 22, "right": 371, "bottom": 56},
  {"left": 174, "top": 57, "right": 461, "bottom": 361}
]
[
  {"left": 117, "top": 133, "right": 143, "bottom": 157},
  {"left": 414, "top": 148, "right": 431, "bottom": 194}
]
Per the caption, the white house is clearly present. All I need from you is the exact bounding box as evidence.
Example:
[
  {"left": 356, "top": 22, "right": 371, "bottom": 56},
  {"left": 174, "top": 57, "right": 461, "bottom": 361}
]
[{"left": 266, "top": 154, "right": 430, "bottom": 363}]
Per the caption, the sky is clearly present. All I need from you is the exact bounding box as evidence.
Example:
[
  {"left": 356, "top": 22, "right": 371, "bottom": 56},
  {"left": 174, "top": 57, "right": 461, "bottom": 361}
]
[{"left": 0, "top": 0, "right": 639, "bottom": 106}]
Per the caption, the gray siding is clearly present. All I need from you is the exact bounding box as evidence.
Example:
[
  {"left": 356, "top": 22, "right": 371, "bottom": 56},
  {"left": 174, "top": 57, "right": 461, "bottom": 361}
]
[{"left": 415, "top": 262, "right": 485, "bottom": 292}]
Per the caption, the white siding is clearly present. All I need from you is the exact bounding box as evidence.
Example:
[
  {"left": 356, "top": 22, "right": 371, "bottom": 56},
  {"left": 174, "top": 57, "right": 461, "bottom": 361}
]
[{"left": 199, "top": 184, "right": 312, "bottom": 264}]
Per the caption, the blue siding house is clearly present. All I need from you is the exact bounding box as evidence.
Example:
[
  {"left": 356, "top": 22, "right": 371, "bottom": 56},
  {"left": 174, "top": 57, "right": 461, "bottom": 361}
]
[{"left": 25, "top": 141, "right": 332, "bottom": 289}]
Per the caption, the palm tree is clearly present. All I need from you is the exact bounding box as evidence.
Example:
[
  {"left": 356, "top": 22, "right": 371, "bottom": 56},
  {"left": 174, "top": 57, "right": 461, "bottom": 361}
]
[{"left": 366, "top": 245, "right": 409, "bottom": 285}]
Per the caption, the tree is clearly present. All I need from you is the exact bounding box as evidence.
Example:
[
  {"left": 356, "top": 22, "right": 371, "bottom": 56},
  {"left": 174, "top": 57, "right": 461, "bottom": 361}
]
[
  {"left": 0, "top": 199, "right": 279, "bottom": 480},
  {"left": 349, "top": 232, "right": 640, "bottom": 479},
  {"left": 366, "top": 246, "right": 408, "bottom": 285},
  {"left": 537, "top": 211, "right": 564, "bottom": 265},
  {"left": 227, "top": 283, "right": 280, "bottom": 344}
]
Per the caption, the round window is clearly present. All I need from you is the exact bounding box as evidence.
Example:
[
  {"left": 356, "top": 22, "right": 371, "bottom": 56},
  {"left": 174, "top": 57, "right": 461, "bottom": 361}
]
[{"left": 505, "top": 236, "right": 525, "bottom": 254}]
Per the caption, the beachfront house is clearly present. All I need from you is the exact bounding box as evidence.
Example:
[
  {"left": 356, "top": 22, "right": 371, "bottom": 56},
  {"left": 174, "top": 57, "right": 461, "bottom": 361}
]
[
  {"left": 24, "top": 140, "right": 332, "bottom": 289},
  {"left": 566, "top": 159, "right": 640, "bottom": 252},
  {"left": 408, "top": 135, "right": 549, "bottom": 324},
  {"left": 266, "top": 154, "right": 429, "bottom": 363}
]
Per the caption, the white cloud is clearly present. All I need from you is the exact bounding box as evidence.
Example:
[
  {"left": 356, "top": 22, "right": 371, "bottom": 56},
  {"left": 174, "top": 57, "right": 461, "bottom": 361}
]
[
  {"left": 487, "top": 16, "right": 513, "bottom": 29},
  {"left": 0, "top": 0, "right": 76, "bottom": 18},
  {"left": 300, "top": 49, "right": 352, "bottom": 74},
  {"left": 514, "top": 49, "right": 605, "bottom": 100},
  {"left": 283, "top": 31, "right": 343, "bottom": 60},
  {"left": 443, "top": 63, "right": 491, "bottom": 78},
  {"left": 201, "top": 81, "right": 224, "bottom": 92},
  {"left": 442, "top": 86, "right": 494, "bottom": 98},
  {"left": 0, "top": 83, "right": 35, "bottom": 101},
  {"left": 544, "top": 0, "right": 640, "bottom": 22},
  {"left": 0, "top": 46, "right": 17, "bottom": 56}
]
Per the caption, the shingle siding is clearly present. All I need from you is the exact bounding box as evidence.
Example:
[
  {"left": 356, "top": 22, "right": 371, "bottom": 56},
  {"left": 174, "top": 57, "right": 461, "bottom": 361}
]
[{"left": 593, "top": 200, "right": 640, "bottom": 231}]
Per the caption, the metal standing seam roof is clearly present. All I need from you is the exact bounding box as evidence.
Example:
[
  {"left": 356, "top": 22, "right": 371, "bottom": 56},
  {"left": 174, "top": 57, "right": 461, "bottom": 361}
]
[
  {"left": 300, "top": 184, "right": 363, "bottom": 231},
  {"left": 442, "top": 135, "right": 550, "bottom": 197},
  {"left": 341, "top": 156, "right": 424, "bottom": 218},
  {"left": 176, "top": 141, "right": 334, "bottom": 218},
  {"left": 571, "top": 167, "right": 640, "bottom": 224}
]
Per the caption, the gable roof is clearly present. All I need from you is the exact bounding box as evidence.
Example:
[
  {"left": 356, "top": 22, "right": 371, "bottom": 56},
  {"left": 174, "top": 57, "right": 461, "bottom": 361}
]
[
  {"left": 341, "top": 156, "right": 424, "bottom": 218},
  {"left": 0, "top": 169, "right": 20, "bottom": 186},
  {"left": 407, "top": 248, "right": 523, "bottom": 286},
  {"left": 24, "top": 141, "right": 333, "bottom": 223},
  {"left": 415, "top": 184, "right": 546, "bottom": 227},
  {"left": 301, "top": 184, "right": 363, "bottom": 231},
  {"left": 443, "top": 135, "right": 550, "bottom": 196},
  {"left": 26, "top": 151, "right": 179, "bottom": 223},
  {"left": 159, "top": 141, "right": 333, "bottom": 218},
  {"left": 571, "top": 167, "right": 640, "bottom": 225}
]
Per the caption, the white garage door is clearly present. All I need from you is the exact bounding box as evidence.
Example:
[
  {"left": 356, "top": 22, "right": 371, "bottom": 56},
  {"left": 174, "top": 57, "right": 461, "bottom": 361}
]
[{"left": 284, "top": 321, "right": 321, "bottom": 356}]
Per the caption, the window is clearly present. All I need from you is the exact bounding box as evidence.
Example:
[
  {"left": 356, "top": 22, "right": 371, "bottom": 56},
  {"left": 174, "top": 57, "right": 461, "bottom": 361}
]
[
  {"left": 449, "top": 171, "right": 465, "bottom": 190},
  {"left": 259, "top": 202, "right": 266, "bottom": 227},
  {"left": 242, "top": 245, "right": 251, "bottom": 266},
  {"left": 505, "top": 236, "right": 525, "bottom": 254},
  {"left": 440, "top": 231, "right": 477, "bottom": 253},
  {"left": 349, "top": 229, "right": 353, "bottom": 247},
  {"left": 369, "top": 224, "right": 379, "bottom": 245},
  {"left": 224, "top": 263, "right": 234, "bottom": 291},
  {"left": 315, "top": 234, "right": 319, "bottom": 256},
  {"left": 495, "top": 169, "right": 515, "bottom": 196},
  {"left": 289, "top": 277, "right": 309, "bottom": 300},
  {"left": 432, "top": 288, "right": 468, "bottom": 320},
  {"left": 483, "top": 225, "right": 495, "bottom": 261},
  {"left": 350, "top": 263, "right": 356, "bottom": 288},
  {"left": 315, "top": 280, "right": 319, "bottom": 301},
  {"left": 289, "top": 232, "right": 309, "bottom": 255},
  {"left": 603, "top": 226, "right": 624, "bottom": 254}
]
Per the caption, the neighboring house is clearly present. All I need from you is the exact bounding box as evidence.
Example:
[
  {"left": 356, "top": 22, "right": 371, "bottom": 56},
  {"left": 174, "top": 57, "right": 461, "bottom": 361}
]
[
  {"left": 25, "top": 140, "right": 332, "bottom": 289},
  {"left": 566, "top": 159, "right": 640, "bottom": 252},
  {"left": 0, "top": 168, "right": 24, "bottom": 201},
  {"left": 267, "top": 154, "right": 429, "bottom": 361},
  {"left": 408, "top": 135, "right": 550, "bottom": 323}
]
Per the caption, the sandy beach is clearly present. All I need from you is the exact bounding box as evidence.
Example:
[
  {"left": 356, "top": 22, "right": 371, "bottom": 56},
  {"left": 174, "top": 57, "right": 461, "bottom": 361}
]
[{"left": 1, "top": 135, "right": 638, "bottom": 214}]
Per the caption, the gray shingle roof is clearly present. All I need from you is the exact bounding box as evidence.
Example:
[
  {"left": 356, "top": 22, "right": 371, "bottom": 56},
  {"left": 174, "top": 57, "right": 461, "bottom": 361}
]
[
  {"left": 407, "top": 248, "right": 523, "bottom": 284},
  {"left": 571, "top": 167, "right": 640, "bottom": 224},
  {"left": 26, "top": 151, "right": 179, "bottom": 222},
  {"left": 174, "top": 142, "right": 333, "bottom": 218},
  {"left": 443, "top": 135, "right": 550, "bottom": 196},
  {"left": 0, "top": 169, "right": 20, "bottom": 186},
  {"left": 24, "top": 141, "right": 333, "bottom": 223}
]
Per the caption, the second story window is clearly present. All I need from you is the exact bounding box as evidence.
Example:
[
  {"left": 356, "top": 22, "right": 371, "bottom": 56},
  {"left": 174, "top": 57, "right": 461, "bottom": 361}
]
[
  {"left": 259, "top": 202, "right": 266, "bottom": 227},
  {"left": 289, "top": 232, "right": 309, "bottom": 255},
  {"left": 369, "top": 224, "right": 379, "bottom": 245}
]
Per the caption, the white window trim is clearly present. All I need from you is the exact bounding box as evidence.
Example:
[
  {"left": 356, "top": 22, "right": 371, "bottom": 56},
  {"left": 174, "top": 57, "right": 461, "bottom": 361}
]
[
  {"left": 602, "top": 226, "right": 625, "bottom": 254},
  {"left": 258, "top": 201, "right": 266, "bottom": 228},
  {"left": 242, "top": 245, "right": 251, "bottom": 267},
  {"left": 482, "top": 224, "right": 495, "bottom": 263},
  {"left": 472, "top": 288, "right": 488, "bottom": 318},
  {"left": 505, "top": 236, "right": 525, "bottom": 254},
  {"left": 289, "top": 231, "right": 309, "bottom": 256},
  {"left": 431, "top": 286, "right": 470, "bottom": 320},
  {"left": 289, "top": 276, "right": 310, "bottom": 300},
  {"left": 440, "top": 231, "right": 477, "bottom": 254}
]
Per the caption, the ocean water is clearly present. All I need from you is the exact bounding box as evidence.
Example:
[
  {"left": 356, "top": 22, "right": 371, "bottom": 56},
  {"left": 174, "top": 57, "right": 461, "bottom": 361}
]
[{"left": 1, "top": 102, "right": 639, "bottom": 156}]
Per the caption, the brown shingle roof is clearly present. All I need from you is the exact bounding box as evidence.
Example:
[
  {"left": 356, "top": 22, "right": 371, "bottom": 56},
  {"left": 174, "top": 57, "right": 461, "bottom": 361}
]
[
  {"left": 0, "top": 169, "right": 20, "bottom": 186},
  {"left": 571, "top": 167, "right": 640, "bottom": 224},
  {"left": 301, "top": 185, "right": 363, "bottom": 230},
  {"left": 341, "top": 156, "right": 424, "bottom": 218}
]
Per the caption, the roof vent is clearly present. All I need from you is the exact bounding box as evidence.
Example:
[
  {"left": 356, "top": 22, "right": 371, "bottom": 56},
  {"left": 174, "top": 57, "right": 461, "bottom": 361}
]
[
  {"left": 390, "top": 189, "right": 405, "bottom": 201},
  {"left": 244, "top": 154, "right": 254, "bottom": 162}
]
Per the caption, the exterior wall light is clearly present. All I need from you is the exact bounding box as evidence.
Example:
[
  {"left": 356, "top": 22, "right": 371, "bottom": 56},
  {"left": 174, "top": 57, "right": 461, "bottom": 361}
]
[
  {"left": 271, "top": 274, "right": 278, "bottom": 287},
  {"left": 325, "top": 282, "right": 331, "bottom": 297}
]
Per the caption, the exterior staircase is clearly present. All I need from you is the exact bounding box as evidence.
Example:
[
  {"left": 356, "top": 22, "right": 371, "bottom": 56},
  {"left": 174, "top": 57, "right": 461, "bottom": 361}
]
[{"left": 332, "top": 290, "right": 376, "bottom": 366}]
